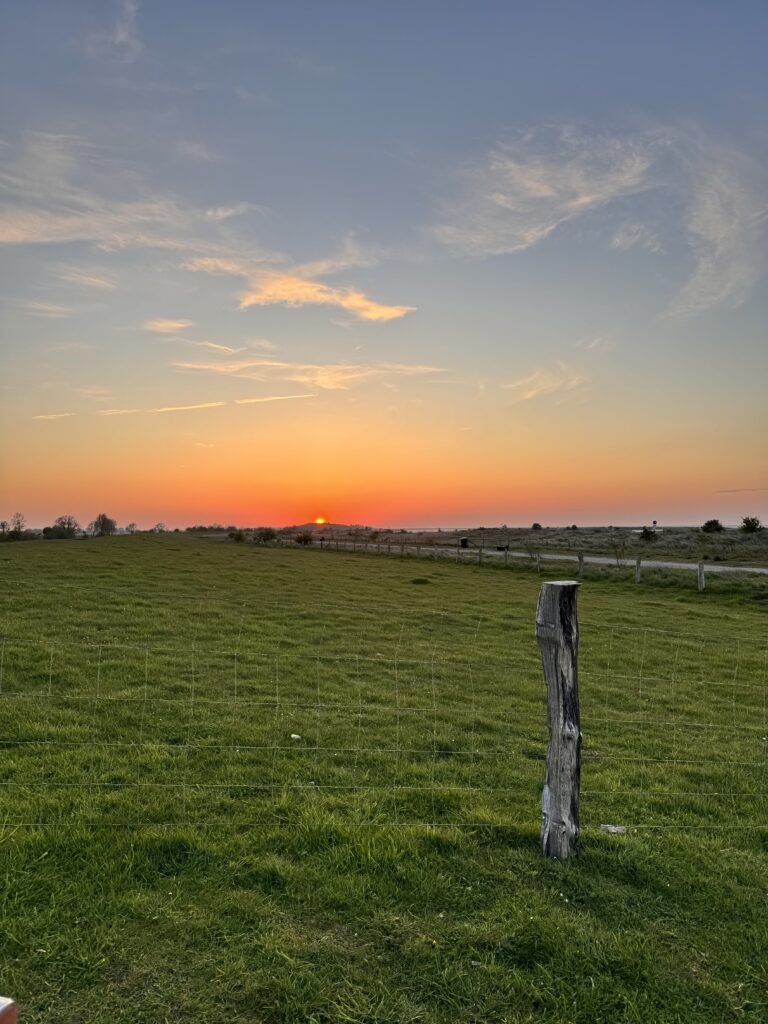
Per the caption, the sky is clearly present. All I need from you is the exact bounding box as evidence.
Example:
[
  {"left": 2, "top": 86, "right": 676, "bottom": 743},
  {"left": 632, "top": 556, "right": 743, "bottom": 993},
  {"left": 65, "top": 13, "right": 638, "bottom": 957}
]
[{"left": 1, "top": 0, "right": 766, "bottom": 528}]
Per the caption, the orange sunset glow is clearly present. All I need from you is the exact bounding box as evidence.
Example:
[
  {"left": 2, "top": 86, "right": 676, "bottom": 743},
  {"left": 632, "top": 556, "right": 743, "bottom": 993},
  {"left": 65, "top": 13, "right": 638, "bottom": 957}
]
[{"left": 0, "top": 3, "right": 765, "bottom": 531}]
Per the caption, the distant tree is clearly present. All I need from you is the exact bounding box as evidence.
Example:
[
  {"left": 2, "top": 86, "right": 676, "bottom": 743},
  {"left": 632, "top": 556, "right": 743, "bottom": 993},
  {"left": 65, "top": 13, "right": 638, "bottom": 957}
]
[
  {"left": 232, "top": 529, "right": 246, "bottom": 543},
  {"left": 701, "top": 519, "right": 724, "bottom": 534},
  {"left": 54, "top": 514, "right": 79, "bottom": 538},
  {"left": 125, "top": 522, "right": 137, "bottom": 534},
  {"left": 295, "top": 531, "right": 313, "bottom": 546},
  {"left": 740, "top": 516, "right": 762, "bottom": 534},
  {"left": 152, "top": 522, "right": 166, "bottom": 534},
  {"left": 569, "top": 524, "right": 578, "bottom": 531},
  {"left": 10, "top": 512, "right": 26, "bottom": 537},
  {"left": 531, "top": 522, "right": 543, "bottom": 531},
  {"left": 639, "top": 526, "right": 657, "bottom": 542},
  {"left": 0, "top": 521, "right": 8, "bottom": 536},
  {"left": 254, "top": 527, "right": 277, "bottom": 544},
  {"left": 88, "top": 513, "right": 117, "bottom": 537},
  {"left": 43, "top": 514, "right": 80, "bottom": 539}
]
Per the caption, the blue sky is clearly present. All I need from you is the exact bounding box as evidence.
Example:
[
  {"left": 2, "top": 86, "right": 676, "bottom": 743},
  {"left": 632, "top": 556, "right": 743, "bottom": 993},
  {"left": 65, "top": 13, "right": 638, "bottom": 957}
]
[{"left": 1, "top": 1, "right": 766, "bottom": 526}]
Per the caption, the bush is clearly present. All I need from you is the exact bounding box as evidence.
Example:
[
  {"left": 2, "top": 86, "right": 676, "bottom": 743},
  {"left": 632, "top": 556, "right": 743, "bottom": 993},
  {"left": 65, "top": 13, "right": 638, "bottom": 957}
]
[
  {"left": 295, "top": 532, "right": 313, "bottom": 546},
  {"left": 254, "top": 528, "right": 276, "bottom": 544},
  {"left": 640, "top": 526, "right": 657, "bottom": 542},
  {"left": 531, "top": 523, "right": 543, "bottom": 531},
  {"left": 740, "top": 516, "right": 762, "bottom": 534},
  {"left": 232, "top": 530, "right": 246, "bottom": 543},
  {"left": 701, "top": 519, "right": 724, "bottom": 533}
]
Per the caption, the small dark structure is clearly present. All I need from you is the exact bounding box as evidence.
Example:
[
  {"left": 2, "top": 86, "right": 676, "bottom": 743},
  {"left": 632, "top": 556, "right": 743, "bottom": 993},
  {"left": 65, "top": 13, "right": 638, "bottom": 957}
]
[
  {"left": 496, "top": 544, "right": 509, "bottom": 552},
  {"left": 459, "top": 537, "right": 470, "bottom": 548}
]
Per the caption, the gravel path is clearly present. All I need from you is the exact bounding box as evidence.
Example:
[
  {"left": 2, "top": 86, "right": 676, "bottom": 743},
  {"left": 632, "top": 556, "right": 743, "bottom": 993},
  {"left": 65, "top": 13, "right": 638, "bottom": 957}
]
[{"left": 327, "top": 541, "right": 768, "bottom": 576}]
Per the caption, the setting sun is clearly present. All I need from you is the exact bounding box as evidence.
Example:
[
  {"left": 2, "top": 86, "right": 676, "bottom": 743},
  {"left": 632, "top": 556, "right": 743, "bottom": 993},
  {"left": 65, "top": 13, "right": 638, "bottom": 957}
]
[{"left": 314, "top": 517, "right": 327, "bottom": 525}]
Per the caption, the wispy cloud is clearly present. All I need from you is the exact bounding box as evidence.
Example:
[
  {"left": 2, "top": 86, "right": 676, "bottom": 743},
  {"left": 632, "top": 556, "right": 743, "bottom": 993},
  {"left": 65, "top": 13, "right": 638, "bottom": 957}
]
[
  {"left": 59, "top": 266, "right": 117, "bottom": 290},
  {"left": 503, "top": 362, "right": 588, "bottom": 402},
  {"left": 576, "top": 335, "right": 614, "bottom": 353},
  {"left": 433, "top": 126, "right": 656, "bottom": 257},
  {"left": 173, "top": 356, "right": 443, "bottom": 390},
  {"left": 144, "top": 318, "right": 195, "bottom": 333},
  {"left": 155, "top": 401, "right": 226, "bottom": 413},
  {"left": 667, "top": 146, "right": 765, "bottom": 317},
  {"left": 21, "top": 301, "right": 74, "bottom": 318},
  {"left": 49, "top": 341, "right": 94, "bottom": 353},
  {"left": 234, "top": 393, "right": 318, "bottom": 405},
  {"left": 610, "top": 222, "right": 661, "bottom": 253},
  {"left": 715, "top": 486, "right": 767, "bottom": 494},
  {"left": 186, "top": 257, "right": 414, "bottom": 323},
  {"left": 33, "top": 412, "right": 74, "bottom": 420},
  {"left": 74, "top": 385, "right": 113, "bottom": 401},
  {"left": 240, "top": 272, "right": 414, "bottom": 322},
  {"left": 434, "top": 123, "right": 767, "bottom": 317},
  {"left": 98, "top": 408, "right": 140, "bottom": 416},
  {"left": 86, "top": 0, "right": 143, "bottom": 63},
  {"left": 187, "top": 341, "right": 245, "bottom": 355},
  {"left": 177, "top": 140, "right": 217, "bottom": 163},
  {"left": 0, "top": 132, "right": 265, "bottom": 257}
]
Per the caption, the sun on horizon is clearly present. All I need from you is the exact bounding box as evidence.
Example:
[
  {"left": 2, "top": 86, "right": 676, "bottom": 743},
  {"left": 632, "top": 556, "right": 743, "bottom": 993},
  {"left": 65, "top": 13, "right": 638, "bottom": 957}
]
[{"left": 314, "top": 517, "right": 327, "bottom": 525}]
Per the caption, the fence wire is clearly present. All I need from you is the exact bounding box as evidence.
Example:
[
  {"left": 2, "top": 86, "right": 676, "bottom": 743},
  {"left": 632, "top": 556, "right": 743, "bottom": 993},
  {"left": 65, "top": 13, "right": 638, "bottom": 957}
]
[{"left": 0, "top": 615, "right": 765, "bottom": 835}]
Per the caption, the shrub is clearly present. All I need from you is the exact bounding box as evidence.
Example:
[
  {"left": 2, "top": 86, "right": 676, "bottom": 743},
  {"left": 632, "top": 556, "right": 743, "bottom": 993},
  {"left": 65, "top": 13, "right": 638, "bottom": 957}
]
[
  {"left": 640, "top": 526, "right": 657, "bottom": 542},
  {"left": 531, "top": 523, "right": 543, "bottom": 531},
  {"left": 740, "top": 516, "right": 762, "bottom": 534},
  {"left": 701, "top": 519, "right": 724, "bottom": 533},
  {"left": 254, "top": 527, "right": 276, "bottom": 544},
  {"left": 295, "top": 532, "right": 313, "bottom": 546}
]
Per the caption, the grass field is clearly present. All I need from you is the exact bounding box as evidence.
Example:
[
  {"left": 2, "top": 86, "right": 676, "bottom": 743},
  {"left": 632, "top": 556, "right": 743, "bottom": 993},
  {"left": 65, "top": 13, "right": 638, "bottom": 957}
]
[{"left": 0, "top": 536, "right": 766, "bottom": 1023}]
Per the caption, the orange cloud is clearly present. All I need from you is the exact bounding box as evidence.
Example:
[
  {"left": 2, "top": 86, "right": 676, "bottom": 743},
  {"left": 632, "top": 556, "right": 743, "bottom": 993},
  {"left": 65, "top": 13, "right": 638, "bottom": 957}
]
[
  {"left": 186, "top": 257, "right": 414, "bottom": 323},
  {"left": 239, "top": 272, "right": 414, "bottom": 321},
  {"left": 144, "top": 318, "right": 195, "bottom": 333}
]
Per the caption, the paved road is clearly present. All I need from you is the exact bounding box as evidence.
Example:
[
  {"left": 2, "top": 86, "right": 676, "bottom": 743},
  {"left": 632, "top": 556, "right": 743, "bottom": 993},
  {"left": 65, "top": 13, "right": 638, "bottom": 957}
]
[{"left": 324, "top": 541, "right": 768, "bottom": 576}]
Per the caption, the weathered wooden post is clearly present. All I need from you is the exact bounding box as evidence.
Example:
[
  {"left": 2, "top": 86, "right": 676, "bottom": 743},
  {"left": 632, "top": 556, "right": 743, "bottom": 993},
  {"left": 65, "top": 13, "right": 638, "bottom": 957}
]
[
  {"left": 697, "top": 562, "right": 705, "bottom": 592},
  {"left": 535, "top": 581, "right": 581, "bottom": 859},
  {"left": 577, "top": 552, "right": 584, "bottom": 578},
  {"left": 504, "top": 548, "right": 509, "bottom": 567},
  {"left": 634, "top": 557, "right": 642, "bottom": 583},
  {"left": 535, "top": 551, "right": 541, "bottom": 573},
  {"left": 478, "top": 544, "right": 483, "bottom": 564}
]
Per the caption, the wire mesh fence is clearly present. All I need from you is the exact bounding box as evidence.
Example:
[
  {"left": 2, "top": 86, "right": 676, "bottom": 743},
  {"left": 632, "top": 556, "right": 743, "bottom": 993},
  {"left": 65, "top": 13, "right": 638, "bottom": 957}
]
[{"left": 0, "top": 616, "right": 765, "bottom": 835}]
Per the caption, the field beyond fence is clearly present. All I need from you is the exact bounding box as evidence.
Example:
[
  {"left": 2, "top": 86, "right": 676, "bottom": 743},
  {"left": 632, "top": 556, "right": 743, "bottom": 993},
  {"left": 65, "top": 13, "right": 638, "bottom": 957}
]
[{"left": 0, "top": 535, "right": 766, "bottom": 1023}]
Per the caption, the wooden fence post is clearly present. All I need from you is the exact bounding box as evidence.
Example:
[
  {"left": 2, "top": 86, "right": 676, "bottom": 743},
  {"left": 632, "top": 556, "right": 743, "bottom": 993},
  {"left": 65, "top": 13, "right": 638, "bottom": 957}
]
[
  {"left": 0, "top": 997, "right": 17, "bottom": 1023},
  {"left": 635, "top": 557, "right": 642, "bottom": 583},
  {"left": 697, "top": 562, "right": 705, "bottom": 592},
  {"left": 577, "top": 552, "right": 584, "bottom": 577},
  {"left": 535, "top": 551, "right": 541, "bottom": 574},
  {"left": 478, "top": 544, "right": 483, "bottom": 564},
  {"left": 504, "top": 548, "right": 509, "bottom": 567},
  {"left": 535, "top": 581, "right": 581, "bottom": 860}
]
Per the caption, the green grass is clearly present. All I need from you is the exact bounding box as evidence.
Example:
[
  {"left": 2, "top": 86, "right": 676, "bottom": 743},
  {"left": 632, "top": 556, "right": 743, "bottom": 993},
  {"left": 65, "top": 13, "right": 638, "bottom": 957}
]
[{"left": 0, "top": 536, "right": 766, "bottom": 1022}]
